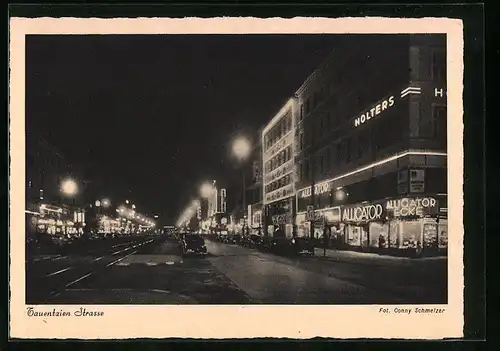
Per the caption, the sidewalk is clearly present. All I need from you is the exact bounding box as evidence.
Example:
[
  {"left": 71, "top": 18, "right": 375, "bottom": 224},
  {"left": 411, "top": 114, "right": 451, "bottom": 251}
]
[{"left": 313, "top": 247, "right": 447, "bottom": 267}]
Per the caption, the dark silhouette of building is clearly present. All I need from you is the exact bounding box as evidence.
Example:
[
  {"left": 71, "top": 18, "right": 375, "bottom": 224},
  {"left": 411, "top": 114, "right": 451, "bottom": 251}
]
[{"left": 293, "top": 34, "right": 447, "bottom": 252}]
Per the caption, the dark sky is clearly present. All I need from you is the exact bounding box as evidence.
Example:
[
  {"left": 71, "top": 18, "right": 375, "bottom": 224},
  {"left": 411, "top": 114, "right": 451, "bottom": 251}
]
[{"left": 26, "top": 34, "right": 342, "bottom": 224}]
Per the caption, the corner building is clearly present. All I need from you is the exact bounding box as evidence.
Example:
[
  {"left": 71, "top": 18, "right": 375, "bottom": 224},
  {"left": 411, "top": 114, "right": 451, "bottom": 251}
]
[
  {"left": 294, "top": 35, "right": 447, "bottom": 254},
  {"left": 262, "top": 98, "right": 297, "bottom": 237}
]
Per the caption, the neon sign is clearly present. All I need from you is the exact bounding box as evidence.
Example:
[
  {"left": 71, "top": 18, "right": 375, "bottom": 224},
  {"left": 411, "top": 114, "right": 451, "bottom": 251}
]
[
  {"left": 299, "top": 182, "right": 332, "bottom": 198},
  {"left": 354, "top": 96, "right": 395, "bottom": 127},
  {"left": 386, "top": 197, "right": 437, "bottom": 218},
  {"left": 342, "top": 204, "right": 384, "bottom": 222}
]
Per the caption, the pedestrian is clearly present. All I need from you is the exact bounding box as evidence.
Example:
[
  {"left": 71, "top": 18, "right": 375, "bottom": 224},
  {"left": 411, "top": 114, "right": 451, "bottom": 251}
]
[{"left": 378, "top": 234, "right": 386, "bottom": 249}]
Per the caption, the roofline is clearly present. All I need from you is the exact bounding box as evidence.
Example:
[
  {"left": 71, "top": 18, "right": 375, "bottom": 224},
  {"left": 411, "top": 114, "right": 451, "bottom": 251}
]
[
  {"left": 294, "top": 48, "right": 338, "bottom": 97},
  {"left": 261, "top": 97, "right": 297, "bottom": 137}
]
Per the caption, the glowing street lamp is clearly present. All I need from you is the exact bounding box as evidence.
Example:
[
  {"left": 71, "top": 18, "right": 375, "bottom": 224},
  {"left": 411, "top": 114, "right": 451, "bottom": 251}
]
[
  {"left": 102, "top": 198, "right": 111, "bottom": 208},
  {"left": 200, "top": 181, "right": 215, "bottom": 198},
  {"left": 61, "top": 178, "right": 78, "bottom": 197},
  {"left": 232, "top": 136, "right": 251, "bottom": 161},
  {"left": 232, "top": 136, "right": 251, "bottom": 235}
]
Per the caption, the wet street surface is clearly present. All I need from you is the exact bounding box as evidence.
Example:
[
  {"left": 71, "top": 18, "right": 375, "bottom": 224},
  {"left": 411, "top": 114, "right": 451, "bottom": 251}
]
[{"left": 26, "top": 235, "right": 447, "bottom": 304}]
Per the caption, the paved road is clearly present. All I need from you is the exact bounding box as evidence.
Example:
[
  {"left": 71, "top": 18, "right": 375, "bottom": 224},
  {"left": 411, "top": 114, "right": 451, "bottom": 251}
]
[{"left": 26, "top": 235, "right": 446, "bottom": 304}]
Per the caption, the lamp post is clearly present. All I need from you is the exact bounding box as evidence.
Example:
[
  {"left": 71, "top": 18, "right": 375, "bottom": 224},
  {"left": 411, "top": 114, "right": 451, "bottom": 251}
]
[
  {"left": 61, "top": 178, "right": 78, "bottom": 198},
  {"left": 232, "top": 136, "right": 251, "bottom": 234}
]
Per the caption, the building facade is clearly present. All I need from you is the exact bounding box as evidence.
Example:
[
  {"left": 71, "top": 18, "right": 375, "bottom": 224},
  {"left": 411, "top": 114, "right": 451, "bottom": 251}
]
[
  {"left": 262, "top": 98, "right": 297, "bottom": 237},
  {"left": 26, "top": 136, "right": 86, "bottom": 238},
  {"left": 201, "top": 181, "right": 230, "bottom": 234},
  {"left": 245, "top": 138, "right": 264, "bottom": 235},
  {"left": 294, "top": 35, "right": 447, "bottom": 253}
]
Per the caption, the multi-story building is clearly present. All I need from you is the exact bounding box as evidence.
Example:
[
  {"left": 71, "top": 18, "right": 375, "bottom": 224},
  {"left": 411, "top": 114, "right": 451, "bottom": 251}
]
[
  {"left": 245, "top": 136, "right": 264, "bottom": 234},
  {"left": 294, "top": 35, "right": 447, "bottom": 253},
  {"left": 262, "top": 98, "right": 297, "bottom": 237},
  {"left": 26, "top": 135, "right": 86, "bottom": 237}
]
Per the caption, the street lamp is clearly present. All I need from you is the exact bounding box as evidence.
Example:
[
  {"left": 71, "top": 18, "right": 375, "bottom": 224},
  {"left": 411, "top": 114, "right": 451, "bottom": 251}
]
[
  {"left": 232, "top": 136, "right": 251, "bottom": 161},
  {"left": 232, "top": 136, "right": 251, "bottom": 235},
  {"left": 102, "top": 198, "right": 111, "bottom": 208},
  {"left": 61, "top": 178, "right": 78, "bottom": 197},
  {"left": 200, "top": 181, "right": 215, "bottom": 198}
]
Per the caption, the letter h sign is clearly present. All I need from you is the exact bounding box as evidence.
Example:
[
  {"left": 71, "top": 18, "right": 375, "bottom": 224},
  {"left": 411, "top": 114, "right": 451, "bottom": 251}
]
[{"left": 434, "top": 88, "right": 445, "bottom": 98}]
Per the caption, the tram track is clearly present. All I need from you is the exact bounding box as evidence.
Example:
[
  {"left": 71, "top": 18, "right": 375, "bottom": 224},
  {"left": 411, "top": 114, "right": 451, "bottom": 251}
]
[{"left": 26, "top": 236, "right": 158, "bottom": 304}]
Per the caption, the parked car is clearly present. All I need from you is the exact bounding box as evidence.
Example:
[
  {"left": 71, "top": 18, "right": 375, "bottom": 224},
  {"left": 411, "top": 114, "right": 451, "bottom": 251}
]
[
  {"left": 240, "top": 235, "right": 252, "bottom": 247},
  {"left": 257, "top": 235, "right": 273, "bottom": 252},
  {"left": 181, "top": 234, "right": 207, "bottom": 256},
  {"left": 292, "top": 237, "right": 315, "bottom": 255}
]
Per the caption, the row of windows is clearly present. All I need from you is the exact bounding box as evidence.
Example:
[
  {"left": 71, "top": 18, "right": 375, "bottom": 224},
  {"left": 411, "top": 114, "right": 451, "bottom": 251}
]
[
  {"left": 264, "top": 111, "right": 293, "bottom": 151},
  {"left": 297, "top": 125, "right": 401, "bottom": 182},
  {"left": 264, "top": 146, "right": 293, "bottom": 173},
  {"left": 296, "top": 104, "right": 446, "bottom": 183},
  {"left": 299, "top": 80, "right": 338, "bottom": 121},
  {"left": 265, "top": 174, "right": 293, "bottom": 194}
]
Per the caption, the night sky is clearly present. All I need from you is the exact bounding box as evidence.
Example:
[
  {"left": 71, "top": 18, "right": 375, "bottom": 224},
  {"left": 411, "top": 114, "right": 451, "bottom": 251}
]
[{"left": 26, "top": 34, "right": 343, "bottom": 224}]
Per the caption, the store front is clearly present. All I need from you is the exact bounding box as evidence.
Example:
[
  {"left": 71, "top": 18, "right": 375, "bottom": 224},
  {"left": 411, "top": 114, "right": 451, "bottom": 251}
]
[
  {"left": 335, "top": 195, "right": 447, "bottom": 255},
  {"left": 295, "top": 206, "right": 342, "bottom": 244},
  {"left": 341, "top": 200, "right": 386, "bottom": 251},
  {"left": 264, "top": 197, "right": 294, "bottom": 237},
  {"left": 248, "top": 203, "right": 263, "bottom": 235},
  {"left": 36, "top": 203, "right": 84, "bottom": 237},
  {"left": 385, "top": 195, "right": 446, "bottom": 253}
]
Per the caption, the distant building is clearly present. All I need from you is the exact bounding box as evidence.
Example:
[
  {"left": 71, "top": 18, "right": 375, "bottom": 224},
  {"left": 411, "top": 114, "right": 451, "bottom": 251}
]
[
  {"left": 261, "top": 98, "right": 297, "bottom": 237},
  {"left": 25, "top": 136, "right": 86, "bottom": 237},
  {"left": 244, "top": 129, "right": 264, "bottom": 234},
  {"left": 293, "top": 35, "right": 447, "bottom": 253}
]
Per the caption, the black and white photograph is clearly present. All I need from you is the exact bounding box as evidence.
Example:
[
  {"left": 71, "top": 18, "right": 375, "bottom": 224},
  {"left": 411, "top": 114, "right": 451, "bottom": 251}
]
[{"left": 10, "top": 17, "right": 464, "bottom": 339}]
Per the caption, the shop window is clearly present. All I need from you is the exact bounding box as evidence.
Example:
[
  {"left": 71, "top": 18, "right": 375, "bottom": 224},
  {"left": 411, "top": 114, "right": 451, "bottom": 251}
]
[
  {"left": 422, "top": 220, "right": 439, "bottom": 249},
  {"left": 369, "top": 222, "right": 389, "bottom": 248},
  {"left": 388, "top": 220, "right": 400, "bottom": 248},
  {"left": 346, "top": 225, "right": 363, "bottom": 247},
  {"left": 438, "top": 219, "right": 448, "bottom": 248},
  {"left": 400, "top": 220, "right": 421, "bottom": 249}
]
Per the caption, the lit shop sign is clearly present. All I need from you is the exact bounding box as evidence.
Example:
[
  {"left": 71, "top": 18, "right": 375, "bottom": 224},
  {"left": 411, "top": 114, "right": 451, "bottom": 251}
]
[
  {"left": 386, "top": 197, "right": 437, "bottom": 218},
  {"left": 354, "top": 96, "right": 395, "bottom": 128},
  {"left": 299, "top": 182, "right": 332, "bottom": 198},
  {"left": 342, "top": 204, "right": 384, "bottom": 222}
]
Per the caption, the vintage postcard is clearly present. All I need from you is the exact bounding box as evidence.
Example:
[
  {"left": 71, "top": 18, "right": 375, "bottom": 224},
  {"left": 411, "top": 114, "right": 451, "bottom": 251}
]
[{"left": 9, "top": 17, "right": 464, "bottom": 339}]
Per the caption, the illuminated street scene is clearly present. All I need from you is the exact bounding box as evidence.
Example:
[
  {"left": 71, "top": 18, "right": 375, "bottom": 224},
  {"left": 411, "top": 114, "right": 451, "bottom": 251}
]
[{"left": 25, "top": 34, "right": 448, "bottom": 304}]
